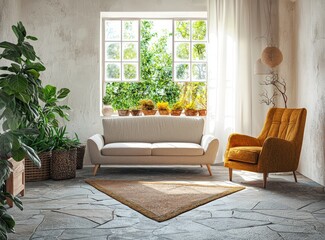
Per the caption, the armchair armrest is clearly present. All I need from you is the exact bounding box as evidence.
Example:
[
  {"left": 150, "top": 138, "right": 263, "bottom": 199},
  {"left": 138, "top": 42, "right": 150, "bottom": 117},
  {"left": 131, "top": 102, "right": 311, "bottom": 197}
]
[
  {"left": 226, "top": 133, "right": 261, "bottom": 149},
  {"left": 258, "top": 137, "right": 296, "bottom": 172},
  {"left": 87, "top": 134, "right": 105, "bottom": 164}
]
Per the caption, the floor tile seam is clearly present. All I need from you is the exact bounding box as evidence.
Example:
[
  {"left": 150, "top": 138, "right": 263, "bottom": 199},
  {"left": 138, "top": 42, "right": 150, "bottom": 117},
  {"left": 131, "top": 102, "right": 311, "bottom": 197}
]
[{"left": 52, "top": 210, "right": 101, "bottom": 226}]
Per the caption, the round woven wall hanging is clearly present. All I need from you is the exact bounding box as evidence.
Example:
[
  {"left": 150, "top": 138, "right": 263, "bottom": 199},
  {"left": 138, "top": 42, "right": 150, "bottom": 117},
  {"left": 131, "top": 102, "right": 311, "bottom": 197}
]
[{"left": 261, "top": 46, "right": 283, "bottom": 68}]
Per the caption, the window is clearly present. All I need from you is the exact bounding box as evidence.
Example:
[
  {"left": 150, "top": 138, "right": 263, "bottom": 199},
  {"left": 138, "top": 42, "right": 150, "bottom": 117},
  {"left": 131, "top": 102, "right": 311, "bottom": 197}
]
[
  {"left": 104, "top": 20, "right": 139, "bottom": 81},
  {"left": 100, "top": 12, "right": 207, "bottom": 112},
  {"left": 174, "top": 20, "right": 207, "bottom": 81},
  {"left": 102, "top": 16, "right": 207, "bottom": 83}
]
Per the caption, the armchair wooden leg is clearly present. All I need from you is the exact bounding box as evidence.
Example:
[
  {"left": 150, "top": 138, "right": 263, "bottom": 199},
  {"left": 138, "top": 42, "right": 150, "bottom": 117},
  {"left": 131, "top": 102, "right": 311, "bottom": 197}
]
[
  {"left": 229, "top": 168, "right": 233, "bottom": 181},
  {"left": 263, "top": 172, "right": 268, "bottom": 188},
  {"left": 293, "top": 171, "right": 297, "bottom": 182},
  {"left": 206, "top": 164, "right": 212, "bottom": 176},
  {"left": 93, "top": 165, "right": 100, "bottom": 176}
]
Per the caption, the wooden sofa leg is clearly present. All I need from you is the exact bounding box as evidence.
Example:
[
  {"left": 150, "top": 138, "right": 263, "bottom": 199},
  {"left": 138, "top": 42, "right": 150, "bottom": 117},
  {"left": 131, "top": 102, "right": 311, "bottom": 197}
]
[
  {"left": 200, "top": 164, "right": 203, "bottom": 168},
  {"left": 229, "top": 168, "right": 233, "bottom": 181},
  {"left": 263, "top": 172, "right": 268, "bottom": 188},
  {"left": 293, "top": 171, "right": 297, "bottom": 182},
  {"left": 93, "top": 165, "right": 100, "bottom": 176},
  {"left": 206, "top": 164, "right": 212, "bottom": 176}
]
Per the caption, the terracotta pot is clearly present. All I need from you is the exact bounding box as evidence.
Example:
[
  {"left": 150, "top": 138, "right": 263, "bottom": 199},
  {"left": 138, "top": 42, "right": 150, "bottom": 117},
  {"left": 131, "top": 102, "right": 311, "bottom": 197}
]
[
  {"left": 118, "top": 110, "right": 130, "bottom": 116},
  {"left": 158, "top": 109, "right": 169, "bottom": 115},
  {"left": 198, "top": 109, "right": 207, "bottom": 116},
  {"left": 142, "top": 109, "right": 157, "bottom": 115},
  {"left": 185, "top": 109, "right": 198, "bottom": 116},
  {"left": 171, "top": 110, "right": 182, "bottom": 116},
  {"left": 130, "top": 109, "right": 141, "bottom": 116}
]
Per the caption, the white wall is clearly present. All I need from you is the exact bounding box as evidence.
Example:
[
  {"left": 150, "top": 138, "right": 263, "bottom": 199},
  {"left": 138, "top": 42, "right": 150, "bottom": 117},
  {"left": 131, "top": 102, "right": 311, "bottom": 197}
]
[
  {"left": 1, "top": 0, "right": 205, "bottom": 144},
  {"left": 293, "top": 0, "right": 325, "bottom": 186},
  {"left": 279, "top": 0, "right": 325, "bottom": 186}
]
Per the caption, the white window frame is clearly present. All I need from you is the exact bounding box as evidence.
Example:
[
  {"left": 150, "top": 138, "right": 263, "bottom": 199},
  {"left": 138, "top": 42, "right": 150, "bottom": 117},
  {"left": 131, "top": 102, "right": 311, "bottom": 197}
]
[
  {"left": 99, "top": 12, "right": 207, "bottom": 109},
  {"left": 102, "top": 19, "right": 140, "bottom": 82},
  {"left": 173, "top": 19, "right": 208, "bottom": 82}
]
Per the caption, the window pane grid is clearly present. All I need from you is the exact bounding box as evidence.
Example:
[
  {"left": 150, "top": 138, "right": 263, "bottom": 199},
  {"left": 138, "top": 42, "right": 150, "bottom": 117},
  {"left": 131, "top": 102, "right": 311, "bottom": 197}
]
[
  {"left": 103, "top": 19, "right": 139, "bottom": 82},
  {"left": 173, "top": 19, "right": 207, "bottom": 82}
]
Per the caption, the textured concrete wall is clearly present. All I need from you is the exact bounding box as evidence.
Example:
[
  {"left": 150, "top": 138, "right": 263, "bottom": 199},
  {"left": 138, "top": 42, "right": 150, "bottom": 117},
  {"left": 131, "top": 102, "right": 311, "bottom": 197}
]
[
  {"left": 293, "top": 0, "right": 325, "bottom": 186},
  {"left": 0, "top": 0, "right": 21, "bottom": 42},
  {"left": 3, "top": 0, "right": 205, "bottom": 144}
]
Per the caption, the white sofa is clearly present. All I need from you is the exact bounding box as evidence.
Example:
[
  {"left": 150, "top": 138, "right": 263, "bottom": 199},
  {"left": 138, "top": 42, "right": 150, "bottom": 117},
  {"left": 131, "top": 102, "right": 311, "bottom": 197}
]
[{"left": 87, "top": 116, "right": 219, "bottom": 176}]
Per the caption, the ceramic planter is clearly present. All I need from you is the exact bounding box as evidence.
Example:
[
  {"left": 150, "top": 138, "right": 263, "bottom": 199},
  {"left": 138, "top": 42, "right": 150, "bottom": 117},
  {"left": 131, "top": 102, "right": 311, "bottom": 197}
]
[
  {"left": 118, "top": 110, "right": 130, "bottom": 116},
  {"left": 130, "top": 109, "right": 141, "bottom": 116},
  {"left": 171, "top": 110, "right": 182, "bottom": 116},
  {"left": 158, "top": 109, "right": 169, "bottom": 115}
]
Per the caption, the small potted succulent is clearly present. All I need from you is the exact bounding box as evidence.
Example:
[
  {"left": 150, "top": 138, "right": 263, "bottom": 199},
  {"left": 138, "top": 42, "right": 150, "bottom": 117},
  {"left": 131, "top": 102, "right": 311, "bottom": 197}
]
[
  {"left": 157, "top": 101, "right": 170, "bottom": 115},
  {"left": 184, "top": 102, "right": 198, "bottom": 116},
  {"left": 171, "top": 102, "right": 183, "bottom": 116},
  {"left": 139, "top": 99, "right": 157, "bottom": 115}
]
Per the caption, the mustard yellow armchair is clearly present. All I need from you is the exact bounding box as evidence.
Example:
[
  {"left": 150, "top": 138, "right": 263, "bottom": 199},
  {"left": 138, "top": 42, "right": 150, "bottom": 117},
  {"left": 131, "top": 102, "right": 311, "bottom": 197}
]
[{"left": 224, "top": 108, "right": 307, "bottom": 188}]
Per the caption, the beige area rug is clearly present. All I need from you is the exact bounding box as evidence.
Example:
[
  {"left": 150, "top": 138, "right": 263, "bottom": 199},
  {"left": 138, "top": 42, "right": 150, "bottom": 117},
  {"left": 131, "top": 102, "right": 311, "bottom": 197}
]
[{"left": 85, "top": 180, "right": 245, "bottom": 222}]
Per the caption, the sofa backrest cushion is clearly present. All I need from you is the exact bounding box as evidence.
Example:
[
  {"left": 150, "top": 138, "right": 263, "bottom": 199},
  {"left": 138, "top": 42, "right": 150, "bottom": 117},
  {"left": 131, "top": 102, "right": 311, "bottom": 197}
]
[{"left": 102, "top": 116, "right": 204, "bottom": 144}]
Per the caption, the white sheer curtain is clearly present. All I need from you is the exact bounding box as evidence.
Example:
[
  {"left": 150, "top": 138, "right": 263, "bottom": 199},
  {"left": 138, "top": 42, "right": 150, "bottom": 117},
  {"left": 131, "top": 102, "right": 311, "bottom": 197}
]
[{"left": 206, "top": 0, "right": 270, "bottom": 162}]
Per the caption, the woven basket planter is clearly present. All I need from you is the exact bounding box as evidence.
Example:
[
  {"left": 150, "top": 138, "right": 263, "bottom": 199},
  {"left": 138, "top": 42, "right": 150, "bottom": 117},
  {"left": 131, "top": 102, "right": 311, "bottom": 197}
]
[
  {"left": 76, "top": 145, "right": 85, "bottom": 169},
  {"left": 51, "top": 148, "right": 76, "bottom": 180},
  {"left": 25, "top": 151, "right": 51, "bottom": 182}
]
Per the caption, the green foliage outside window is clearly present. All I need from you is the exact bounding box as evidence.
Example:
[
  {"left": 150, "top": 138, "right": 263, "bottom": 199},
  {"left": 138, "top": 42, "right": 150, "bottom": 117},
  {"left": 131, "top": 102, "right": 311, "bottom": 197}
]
[{"left": 105, "top": 20, "right": 207, "bottom": 110}]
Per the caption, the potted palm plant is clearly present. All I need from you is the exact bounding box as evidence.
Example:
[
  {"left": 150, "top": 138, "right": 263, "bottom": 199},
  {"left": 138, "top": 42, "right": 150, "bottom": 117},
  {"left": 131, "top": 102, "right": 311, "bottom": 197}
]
[
  {"left": 139, "top": 99, "right": 157, "bottom": 115},
  {"left": 157, "top": 102, "right": 170, "bottom": 115},
  {"left": 171, "top": 102, "right": 183, "bottom": 116}
]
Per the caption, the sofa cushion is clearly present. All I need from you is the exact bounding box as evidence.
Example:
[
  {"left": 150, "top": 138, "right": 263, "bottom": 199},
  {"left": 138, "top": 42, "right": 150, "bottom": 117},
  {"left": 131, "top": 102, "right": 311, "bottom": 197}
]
[
  {"left": 101, "top": 143, "right": 152, "bottom": 156},
  {"left": 228, "top": 146, "right": 262, "bottom": 164},
  {"left": 152, "top": 142, "right": 204, "bottom": 156},
  {"left": 102, "top": 116, "right": 204, "bottom": 144}
]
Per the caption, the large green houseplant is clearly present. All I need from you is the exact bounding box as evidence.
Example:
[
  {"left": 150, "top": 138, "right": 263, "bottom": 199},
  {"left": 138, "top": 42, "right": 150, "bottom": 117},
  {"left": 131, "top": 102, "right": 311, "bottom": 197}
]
[{"left": 0, "top": 22, "right": 42, "bottom": 239}]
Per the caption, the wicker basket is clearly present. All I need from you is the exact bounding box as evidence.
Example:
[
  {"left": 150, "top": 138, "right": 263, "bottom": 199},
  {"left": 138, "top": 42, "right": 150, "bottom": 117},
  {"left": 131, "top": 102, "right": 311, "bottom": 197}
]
[
  {"left": 25, "top": 151, "right": 51, "bottom": 182},
  {"left": 76, "top": 145, "right": 85, "bottom": 169},
  {"left": 51, "top": 148, "right": 76, "bottom": 180}
]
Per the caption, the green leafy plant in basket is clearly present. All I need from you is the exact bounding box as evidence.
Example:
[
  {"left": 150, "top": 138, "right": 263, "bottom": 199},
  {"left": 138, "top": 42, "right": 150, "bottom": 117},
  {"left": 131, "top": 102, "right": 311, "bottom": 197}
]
[
  {"left": 51, "top": 127, "right": 80, "bottom": 180},
  {"left": 0, "top": 21, "right": 42, "bottom": 239}
]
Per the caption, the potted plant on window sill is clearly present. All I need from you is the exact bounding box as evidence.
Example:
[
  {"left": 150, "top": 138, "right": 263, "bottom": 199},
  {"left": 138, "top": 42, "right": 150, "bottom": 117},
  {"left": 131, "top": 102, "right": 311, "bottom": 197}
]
[
  {"left": 102, "top": 95, "right": 113, "bottom": 117},
  {"left": 184, "top": 102, "right": 198, "bottom": 116},
  {"left": 139, "top": 99, "right": 157, "bottom": 115},
  {"left": 170, "top": 102, "right": 183, "bottom": 116},
  {"left": 130, "top": 105, "right": 141, "bottom": 116},
  {"left": 157, "top": 102, "right": 170, "bottom": 115}
]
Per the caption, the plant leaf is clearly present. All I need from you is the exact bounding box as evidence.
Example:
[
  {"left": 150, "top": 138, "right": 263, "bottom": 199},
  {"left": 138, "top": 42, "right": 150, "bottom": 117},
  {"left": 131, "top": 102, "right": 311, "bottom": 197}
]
[
  {"left": 57, "top": 88, "right": 70, "bottom": 99},
  {"left": 20, "top": 143, "right": 41, "bottom": 168},
  {"left": 26, "top": 35, "right": 38, "bottom": 41}
]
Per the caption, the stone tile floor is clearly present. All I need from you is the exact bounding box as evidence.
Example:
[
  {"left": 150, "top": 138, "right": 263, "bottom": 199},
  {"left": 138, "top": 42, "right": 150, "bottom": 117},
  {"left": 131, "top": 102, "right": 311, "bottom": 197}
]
[{"left": 8, "top": 164, "right": 325, "bottom": 240}]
